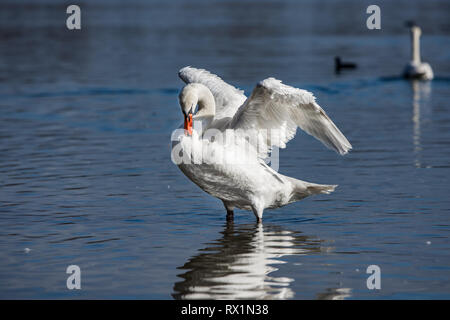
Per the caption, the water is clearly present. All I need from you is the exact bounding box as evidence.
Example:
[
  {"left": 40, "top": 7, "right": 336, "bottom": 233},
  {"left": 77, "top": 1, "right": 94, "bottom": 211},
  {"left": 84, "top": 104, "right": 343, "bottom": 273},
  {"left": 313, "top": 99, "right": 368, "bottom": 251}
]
[{"left": 0, "top": 0, "right": 449, "bottom": 299}]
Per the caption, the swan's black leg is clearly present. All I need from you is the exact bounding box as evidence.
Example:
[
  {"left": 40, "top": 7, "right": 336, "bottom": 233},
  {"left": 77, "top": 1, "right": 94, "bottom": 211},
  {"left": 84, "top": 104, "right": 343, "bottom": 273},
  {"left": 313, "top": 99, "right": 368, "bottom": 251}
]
[
  {"left": 226, "top": 209, "right": 234, "bottom": 221},
  {"left": 223, "top": 201, "right": 234, "bottom": 221},
  {"left": 251, "top": 204, "right": 264, "bottom": 224}
]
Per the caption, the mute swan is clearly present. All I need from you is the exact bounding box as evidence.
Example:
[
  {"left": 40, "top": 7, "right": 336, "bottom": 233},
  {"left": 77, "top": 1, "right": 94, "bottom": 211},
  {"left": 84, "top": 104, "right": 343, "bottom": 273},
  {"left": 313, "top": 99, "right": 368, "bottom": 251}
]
[
  {"left": 403, "top": 24, "right": 434, "bottom": 80},
  {"left": 171, "top": 67, "right": 352, "bottom": 222}
]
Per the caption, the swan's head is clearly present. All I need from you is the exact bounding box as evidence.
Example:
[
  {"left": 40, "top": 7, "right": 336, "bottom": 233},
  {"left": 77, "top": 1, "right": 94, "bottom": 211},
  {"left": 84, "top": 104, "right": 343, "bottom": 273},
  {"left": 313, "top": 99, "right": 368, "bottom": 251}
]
[
  {"left": 410, "top": 25, "right": 422, "bottom": 37},
  {"left": 179, "top": 84, "right": 198, "bottom": 135},
  {"left": 406, "top": 21, "right": 421, "bottom": 35},
  {"left": 178, "top": 83, "right": 215, "bottom": 136},
  {"left": 179, "top": 84, "right": 200, "bottom": 113}
]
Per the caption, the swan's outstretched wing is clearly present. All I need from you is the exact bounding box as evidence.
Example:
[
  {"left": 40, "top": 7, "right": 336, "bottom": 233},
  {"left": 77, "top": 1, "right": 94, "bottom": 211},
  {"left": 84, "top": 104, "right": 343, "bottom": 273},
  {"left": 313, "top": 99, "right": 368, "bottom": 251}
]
[
  {"left": 178, "top": 67, "right": 247, "bottom": 120},
  {"left": 230, "top": 78, "right": 352, "bottom": 157}
]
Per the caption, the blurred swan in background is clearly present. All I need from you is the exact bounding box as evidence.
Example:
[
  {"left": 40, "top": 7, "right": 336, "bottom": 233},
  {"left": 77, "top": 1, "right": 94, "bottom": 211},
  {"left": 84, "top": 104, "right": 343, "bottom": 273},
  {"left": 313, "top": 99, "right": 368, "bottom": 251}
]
[
  {"left": 403, "top": 23, "right": 434, "bottom": 80},
  {"left": 172, "top": 67, "right": 352, "bottom": 222}
]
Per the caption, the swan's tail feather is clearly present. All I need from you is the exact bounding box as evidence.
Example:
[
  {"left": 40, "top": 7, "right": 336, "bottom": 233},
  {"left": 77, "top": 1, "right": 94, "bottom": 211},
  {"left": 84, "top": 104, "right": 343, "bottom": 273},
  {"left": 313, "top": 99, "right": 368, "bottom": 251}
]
[
  {"left": 287, "top": 178, "right": 337, "bottom": 203},
  {"left": 306, "top": 183, "right": 337, "bottom": 195}
]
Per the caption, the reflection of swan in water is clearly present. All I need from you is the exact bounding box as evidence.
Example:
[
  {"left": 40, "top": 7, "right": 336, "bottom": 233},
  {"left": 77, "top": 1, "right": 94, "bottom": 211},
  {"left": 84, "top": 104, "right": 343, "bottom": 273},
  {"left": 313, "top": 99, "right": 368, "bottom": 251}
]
[
  {"left": 411, "top": 80, "right": 432, "bottom": 168},
  {"left": 172, "top": 222, "right": 314, "bottom": 299},
  {"left": 316, "top": 287, "right": 352, "bottom": 300},
  {"left": 172, "top": 222, "right": 351, "bottom": 300}
]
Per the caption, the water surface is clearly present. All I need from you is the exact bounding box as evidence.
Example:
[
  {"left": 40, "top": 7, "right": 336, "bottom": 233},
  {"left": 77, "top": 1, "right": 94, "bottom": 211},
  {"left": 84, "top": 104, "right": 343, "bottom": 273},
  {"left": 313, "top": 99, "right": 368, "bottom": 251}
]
[{"left": 0, "top": 0, "right": 449, "bottom": 299}]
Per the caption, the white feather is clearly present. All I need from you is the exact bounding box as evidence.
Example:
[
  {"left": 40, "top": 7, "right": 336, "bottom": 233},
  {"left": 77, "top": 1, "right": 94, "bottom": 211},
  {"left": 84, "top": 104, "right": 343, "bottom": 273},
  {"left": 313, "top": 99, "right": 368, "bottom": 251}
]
[{"left": 230, "top": 77, "right": 352, "bottom": 156}]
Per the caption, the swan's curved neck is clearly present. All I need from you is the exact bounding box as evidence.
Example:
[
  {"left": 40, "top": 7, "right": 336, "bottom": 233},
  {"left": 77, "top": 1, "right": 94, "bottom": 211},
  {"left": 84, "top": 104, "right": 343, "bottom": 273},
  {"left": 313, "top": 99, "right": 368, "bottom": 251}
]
[
  {"left": 411, "top": 27, "right": 421, "bottom": 64},
  {"left": 194, "top": 85, "right": 216, "bottom": 119}
]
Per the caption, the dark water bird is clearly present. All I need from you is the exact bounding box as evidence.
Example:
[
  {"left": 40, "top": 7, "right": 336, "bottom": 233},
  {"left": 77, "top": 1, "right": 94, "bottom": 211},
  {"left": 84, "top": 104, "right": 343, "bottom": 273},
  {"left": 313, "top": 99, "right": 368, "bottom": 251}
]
[
  {"left": 403, "top": 21, "right": 434, "bottom": 80},
  {"left": 334, "top": 56, "right": 357, "bottom": 74}
]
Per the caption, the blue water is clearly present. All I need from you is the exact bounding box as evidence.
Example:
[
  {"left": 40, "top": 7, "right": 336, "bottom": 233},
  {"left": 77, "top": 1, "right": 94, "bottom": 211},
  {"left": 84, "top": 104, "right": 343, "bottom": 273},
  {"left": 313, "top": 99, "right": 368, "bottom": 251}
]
[{"left": 0, "top": 0, "right": 449, "bottom": 299}]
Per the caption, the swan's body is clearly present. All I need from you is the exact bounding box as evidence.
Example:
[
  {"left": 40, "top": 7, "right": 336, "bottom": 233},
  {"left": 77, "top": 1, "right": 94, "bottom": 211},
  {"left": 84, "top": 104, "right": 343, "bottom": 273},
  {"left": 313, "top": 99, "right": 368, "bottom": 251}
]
[
  {"left": 403, "top": 25, "right": 433, "bottom": 80},
  {"left": 171, "top": 67, "right": 352, "bottom": 222}
]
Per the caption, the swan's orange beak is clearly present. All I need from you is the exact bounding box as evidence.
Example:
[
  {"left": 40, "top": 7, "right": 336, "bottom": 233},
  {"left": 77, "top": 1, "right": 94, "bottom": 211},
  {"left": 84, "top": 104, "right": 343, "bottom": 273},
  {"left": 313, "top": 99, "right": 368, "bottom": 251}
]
[{"left": 184, "top": 113, "right": 193, "bottom": 136}]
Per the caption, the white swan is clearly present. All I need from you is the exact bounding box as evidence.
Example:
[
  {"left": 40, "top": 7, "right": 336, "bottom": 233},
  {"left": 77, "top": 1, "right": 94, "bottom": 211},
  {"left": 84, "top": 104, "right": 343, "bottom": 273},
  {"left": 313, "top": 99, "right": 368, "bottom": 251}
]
[
  {"left": 171, "top": 67, "right": 352, "bottom": 222},
  {"left": 403, "top": 24, "right": 434, "bottom": 80}
]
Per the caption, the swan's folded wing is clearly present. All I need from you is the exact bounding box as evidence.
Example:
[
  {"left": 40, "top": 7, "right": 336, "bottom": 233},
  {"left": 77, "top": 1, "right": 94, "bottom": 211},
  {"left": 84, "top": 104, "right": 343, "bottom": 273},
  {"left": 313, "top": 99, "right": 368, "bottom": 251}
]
[
  {"left": 179, "top": 66, "right": 247, "bottom": 120},
  {"left": 229, "top": 78, "right": 352, "bottom": 157}
]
